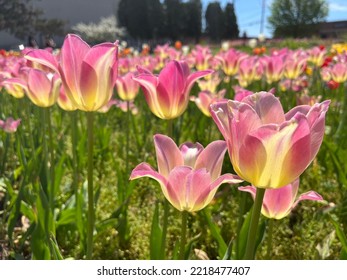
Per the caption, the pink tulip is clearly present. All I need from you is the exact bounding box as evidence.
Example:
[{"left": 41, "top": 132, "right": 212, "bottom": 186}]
[
  {"left": 3, "top": 69, "right": 61, "bottom": 107},
  {"left": 191, "top": 90, "right": 226, "bottom": 117},
  {"left": 0, "top": 118, "right": 21, "bottom": 133},
  {"left": 238, "top": 57, "right": 263, "bottom": 87},
  {"left": 233, "top": 86, "right": 253, "bottom": 101},
  {"left": 239, "top": 178, "right": 323, "bottom": 219},
  {"left": 330, "top": 63, "right": 347, "bottom": 83},
  {"left": 308, "top": 46, "right": 326, "bottom": 67},
  {"left": 191, "top": 45, "right": 213, "bottom": 71},
  {"left": 115, "top": 71, "right": 140, "bottom": 101},
  {"left": 215, "top": 49, "right": 248, "bottom": 76},
  {"left": 130, "top": 134, "right": 242, "bottom": 212},
  {"left": 284, "top": 52, "right": 307, "bottom": 80},
  {"left": 196, "top": 72, "right": 222, "bottom": 93},
  {"left": 210, "top": 91, "right": 330, "bottom": 189},
  {"left": 24, "top": 34, "right": 118, "bottom": 111},
  {"left": 263, "top": 55, "right": 285, "bottom": 84},
  {"left": 133, "top": 60, "right": 212, "bottom": 119}
]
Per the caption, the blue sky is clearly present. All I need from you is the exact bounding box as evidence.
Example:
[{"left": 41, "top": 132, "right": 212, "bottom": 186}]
[{"left": 201, "top": 0, "right": 347, "bottom": 38}]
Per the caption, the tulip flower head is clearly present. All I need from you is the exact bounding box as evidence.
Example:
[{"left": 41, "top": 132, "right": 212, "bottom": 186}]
[
  {"left": 115, "top": 71, "right": 139, "bottom": 101},
  {"left": 2, "top": 69, "right": 61, "bottom": 107},
  {"left": 239, "top": 178, "right": 323, "bottom": 219},
  {"left": 133, "top": 60, "right": 212, "bottom": 119},
  {"left": 130, "top": 134, "right": 242, "bottom": 212},
  {"left": 24, "top": 34, "right": 118, "bottom": 111},
  {"left": 210, "top": 91, "right": 330, "bottom": 189},
  {"left": 0, "top": 118, "right": 21, "bottom": 133},
  {"left": 191, "top": 90, "right": 226, "bottom": 117}
]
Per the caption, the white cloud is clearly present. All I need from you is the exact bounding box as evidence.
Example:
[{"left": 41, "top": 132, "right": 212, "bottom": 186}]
[{"left": 329, "top": 2, "right": 347, "bottom": 12}]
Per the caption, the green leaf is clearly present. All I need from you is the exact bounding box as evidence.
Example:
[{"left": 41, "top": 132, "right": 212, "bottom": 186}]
[
  {"left": 235, "top": 206, "right": 252, "bottom": 260},
  {"left": 201, "top": 209, "right": 227, "bottom": 258},
  {"left": 49, "top": 234, "right": 63, "bottom": 260},
  {"left": 329, "top": 215, "right": 347, "bottom": 259},
  {"left": 56, "top": 208, "right": 76, "bottom": 227},
  {"left": 222, "top": 240, "right": 233, "bottom": 260},
  {"left": 150, "top": 202, "right": 163, "bottom": 260}
]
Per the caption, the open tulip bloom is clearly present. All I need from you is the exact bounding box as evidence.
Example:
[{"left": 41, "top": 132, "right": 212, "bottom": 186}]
[
  {"left": 210, "top": 91, "right": 330, "bottom": 189},
  {"left": 130, "top": 134, "right": 242, "bottom": 212},
  {"left": 239, "top": 178, "right": 323, "bottom": 220},
  {"left": 133, "top": 60, "right": 212, "bottom": 119}
]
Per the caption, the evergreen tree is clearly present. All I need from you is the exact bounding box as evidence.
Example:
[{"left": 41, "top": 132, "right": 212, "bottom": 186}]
[
  {"left": 118, "top": 0, "right": 151, "bottom": 39},
  {"left": 184, "top": 0, "right": 202, "bottom": 43},
  {"left": 205, "top": 2, "right": 224, "bottom": 42},
  {"left": 223, "top": 2, "right": 239, "bottom": 39},
  {"left": 163, "top": 0, "right": 183, "bottom": 40}
]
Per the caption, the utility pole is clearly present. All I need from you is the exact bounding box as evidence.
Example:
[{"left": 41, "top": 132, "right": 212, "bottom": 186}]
[{"left": 260, "top": 0, "right": 266, "bottom": 34}]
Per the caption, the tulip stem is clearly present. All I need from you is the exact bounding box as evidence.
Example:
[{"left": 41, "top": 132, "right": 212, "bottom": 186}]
[
  {"left": 179, "top": 210, "right": 188, "bottom": 260},
  {"left": 126, "top": 101, "right": 130, "bottom": 176},
  {"left": 266, "top": 219, "right": 273, "bottom": 259},
  {"left": 46, "top": 107, "right": 55, "bottom": 209},
  {"left": 244, "top": 188, "right": 265, "bottom": 260},
  {"left": 71, "top": 111, "right": 80, "bottom": 212},
  {"left": 86, "top": 111, "right": 95, "bottom": 260}
]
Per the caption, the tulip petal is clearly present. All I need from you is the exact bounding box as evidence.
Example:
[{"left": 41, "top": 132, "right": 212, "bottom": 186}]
[
  {"left": 133, "top": 74, "right": 166, "bottom": 118},
  {"left": 306, "top": 100, "right": 330, "bottom": 158},
  {"left": 279, "top": 114, "right": 312, "bottom": 187},
  {"left": 130, "top": 162, "right": 167, "bottom": 186},
  {"left": 194, "top": 140, "right": 227, "bottom": 181},
  {"left": 185, "top": 69, "right": 214, "bottom": 95},
  {"left": 27, "top": 69, "right": 52, "bottom": 107},
  {"left": 60, "top": 34, "right": 90, "bottom": 99},
  {"left": 153, "top": 134, "right": 184, "bottom": 178},
  {"left": 210, "top": 101, "right": 233, "bottom": 142},
  {"left": 24, "top": 49, "right": 59, "bottom": 73},
  {"left": 80, "top": 43, "right": 118, "bottom": 110},
  {"left": 166, "top": 166, "right": 194, "bottom": 211},
  {"left": 179, "top": 142, "right": 204, "bottom": 167},
  {"left": 292, "top": 191, "right": 323, "bottom": 209},
  {"left": 243, "top": 91, "right": 285, "bottom": 124}
]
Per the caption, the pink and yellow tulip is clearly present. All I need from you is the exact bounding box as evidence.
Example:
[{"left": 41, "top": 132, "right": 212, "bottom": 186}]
[
  {"left": 190, "top": 90, "right": 226, "bottom": 117},
  {"left": 24, "top": 34, "right": 118, "bottom": 111},
  {"left": 210, "top": 91, "right": 330, "bottom": 189},
  {"left": 133, "top": 60, "right": 212, "bottom": 119},
  {"left": 239, "top": 179, "right": 323, "bottom": 219},
  {"left": 130, "top": 134, "right": 242, "bottom": 212},
  {"left": 115, "top": 71, "right": 140, "bottom": 101},
  {"left": 3, "top": 69, "right": 61, "bottom": 107}
]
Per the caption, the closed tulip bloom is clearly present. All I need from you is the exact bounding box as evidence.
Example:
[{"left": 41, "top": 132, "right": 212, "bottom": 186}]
[
  {"left": 115, "top": 71, "right": 139, "bottom": 101},
  {"left": 3, "top": 69, "right": 60, "bottom": 107},
  {"left": 210, "top": 91, "right": 330, "bottom": 189},
  {"left": 24, "top": 34, "right": 118, "bottom": 111},
  {"left": 239, "top": 179, "right": 323, "bottom": 219},
  {"left": 263, "top": 55, "right": 285, "bottom": 84},
  {"left": 330, "top": 63, "right": 347, "bottom": 83},
  {"left": 308, "top": 46, "right": 326, "bottom": 67},
  {"left": 284, "top": 53, "right": 307, "bottom": 80},
  {"left": 215, "top": 49, "right": 248, "bottom": 76},
  {"left": 133, "top": 60, "right": 212, "bottom": 119},
  {"left": 130, "top": 134, "right": 242, "bottom": 212}
]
